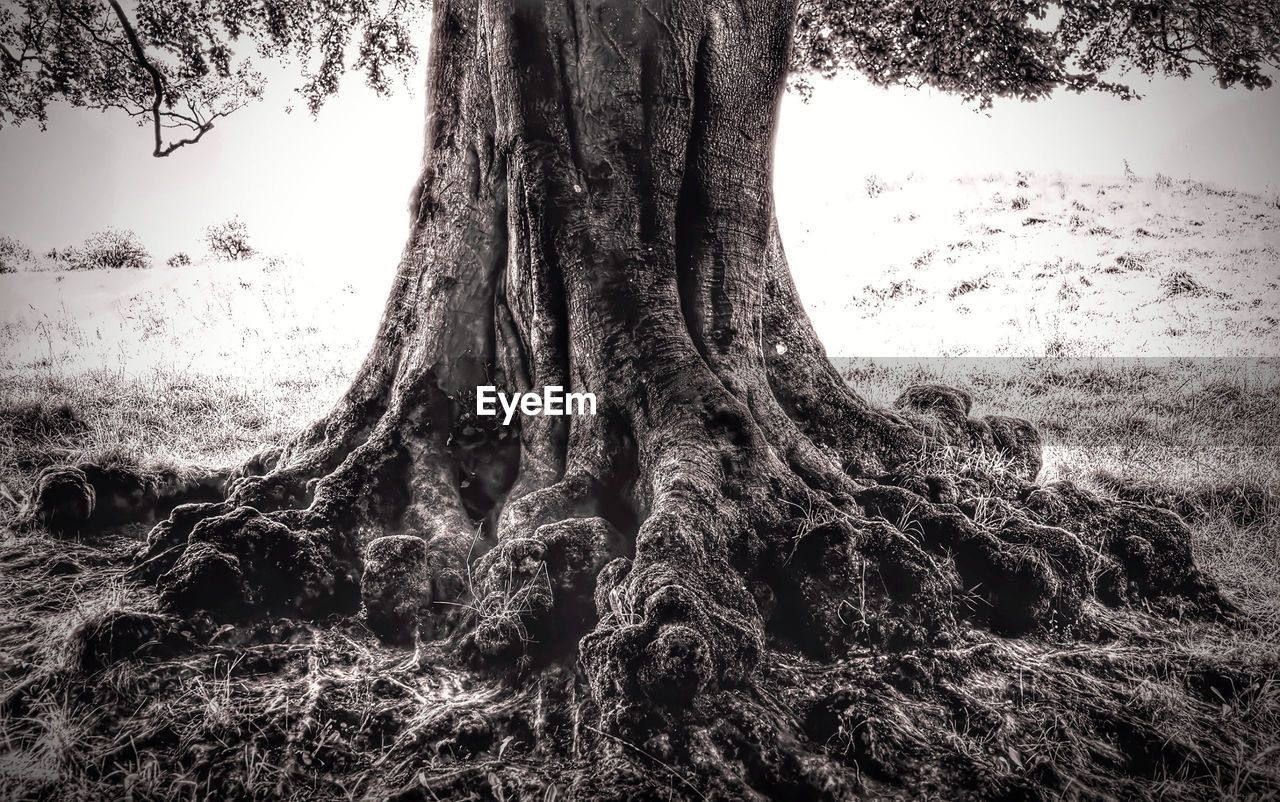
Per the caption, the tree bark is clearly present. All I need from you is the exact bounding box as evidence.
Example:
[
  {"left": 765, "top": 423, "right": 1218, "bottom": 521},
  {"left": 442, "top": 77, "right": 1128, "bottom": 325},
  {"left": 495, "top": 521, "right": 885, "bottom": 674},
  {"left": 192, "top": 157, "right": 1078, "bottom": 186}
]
[{"left": 96, "top": 0, "right": 1234, "bottom": 728}]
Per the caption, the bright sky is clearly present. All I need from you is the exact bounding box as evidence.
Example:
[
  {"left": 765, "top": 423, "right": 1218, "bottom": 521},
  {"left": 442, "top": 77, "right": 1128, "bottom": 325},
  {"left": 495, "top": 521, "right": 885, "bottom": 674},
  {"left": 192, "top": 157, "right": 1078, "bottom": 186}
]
[{"left": 1, "top": 56, "right": 1277, "bottom": 279}]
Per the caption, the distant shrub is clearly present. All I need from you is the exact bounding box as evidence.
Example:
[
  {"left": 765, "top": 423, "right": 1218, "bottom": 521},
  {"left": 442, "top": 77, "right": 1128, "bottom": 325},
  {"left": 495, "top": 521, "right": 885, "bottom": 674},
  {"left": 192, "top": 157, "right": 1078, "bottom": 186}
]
[
  {"left": 948, "top": 275, "right": 992, "bottom": 299},
  {"left": 859, "top": 279, "right": 924, "bottom": 306},
  {"left": 1043, "top": 336, "right": 1076, "bottom": 358},
  {"left": 1010, "top": 196, "right": 1030, "bottom": 210},
  {"left": 167, "top": 252, "right": 192, "bottom": 268},
  {"left": 58, "top": 229, "right": 151, "bottom": 271},
  {"left": 0, "top": 235, "right": 37, "bottom": 273},
  {"left": 1113, "top": 252, "right": 1149, "bottom": 272},
  {"left": 910, "top": 249, "right": 936, "bottom": 269},
  {"left": 205, "top": 217, "right": 255, "bottom": 261},
  {"left": 1161, "top": 270, "right": 1216, "bottom": 298},
  {"left": 864, "top": 175, "right": 887, "bottom": 198}
]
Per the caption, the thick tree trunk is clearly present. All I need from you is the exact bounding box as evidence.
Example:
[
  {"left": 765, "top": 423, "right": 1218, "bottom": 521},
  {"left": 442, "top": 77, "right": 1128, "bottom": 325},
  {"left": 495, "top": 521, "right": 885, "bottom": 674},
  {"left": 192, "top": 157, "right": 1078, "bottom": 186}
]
[{"left": 82, "top": 0, "right": 1232, "bottom": 733}]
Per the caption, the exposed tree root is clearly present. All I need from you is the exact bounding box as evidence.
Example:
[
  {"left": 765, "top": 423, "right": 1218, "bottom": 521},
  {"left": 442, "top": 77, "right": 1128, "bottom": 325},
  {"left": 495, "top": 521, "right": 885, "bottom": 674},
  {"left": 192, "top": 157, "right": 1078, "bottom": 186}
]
[
  {"left": 26, "top": 367, "right": 1236, "bottom": 744},
  {"left": 2, "top": 528, "right": 1273, "bottom": 801},
  {"left": 21, "top": 458, "right": 225, "bottom": 536}
]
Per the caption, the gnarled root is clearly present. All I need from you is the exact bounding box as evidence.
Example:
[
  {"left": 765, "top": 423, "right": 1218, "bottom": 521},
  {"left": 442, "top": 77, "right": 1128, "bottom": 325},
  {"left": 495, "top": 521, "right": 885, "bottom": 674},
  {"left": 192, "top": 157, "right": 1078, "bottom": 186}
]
[
  {"left": 567, "top": 387, "right": 1233, "bottom": 729},
  {"left": 464, "top": 516, "right": 624, "bottom": 663},
  {"left": 26, "top": 354, "right": 1221, "bottom": 743},
  {"left": 137, "top": 503, "right": 359, "bottom": 620},
  {"left": 27, "top": 360, "right": 1232, "bottom": 738},
  {"left": 24, "top": 459, "right": 226, "bottom": 537}
]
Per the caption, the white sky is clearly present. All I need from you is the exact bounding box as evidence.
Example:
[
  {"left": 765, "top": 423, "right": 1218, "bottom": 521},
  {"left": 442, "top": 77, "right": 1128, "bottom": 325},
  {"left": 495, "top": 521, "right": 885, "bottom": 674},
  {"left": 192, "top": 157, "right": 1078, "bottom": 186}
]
[{"left": 1, "top": 57, "right": 1277, "bottom": 278}]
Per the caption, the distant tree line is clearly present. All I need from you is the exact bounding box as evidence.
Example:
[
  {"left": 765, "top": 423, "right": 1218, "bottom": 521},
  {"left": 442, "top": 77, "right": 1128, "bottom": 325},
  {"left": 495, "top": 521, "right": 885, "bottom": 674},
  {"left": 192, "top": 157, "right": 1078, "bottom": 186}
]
[{"left": 0, "top": 217, "right": 255, "bottom": 273}]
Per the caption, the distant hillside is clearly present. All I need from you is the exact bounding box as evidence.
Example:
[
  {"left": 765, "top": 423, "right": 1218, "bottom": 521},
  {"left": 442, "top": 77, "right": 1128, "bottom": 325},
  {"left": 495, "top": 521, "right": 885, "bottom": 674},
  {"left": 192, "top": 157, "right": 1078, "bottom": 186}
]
[
  {"left": 783, "top": 171, "right": 1280, "bottom": 357},
  {"left": 2, "top": 172, "right": 1277, "bottom": 375}
]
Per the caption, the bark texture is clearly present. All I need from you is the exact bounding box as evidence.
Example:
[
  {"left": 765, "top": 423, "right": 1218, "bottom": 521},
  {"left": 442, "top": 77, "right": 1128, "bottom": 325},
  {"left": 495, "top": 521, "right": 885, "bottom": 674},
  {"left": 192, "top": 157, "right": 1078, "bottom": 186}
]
[{"left": 30, "top": 0, "right": 1228, "bottom": 736}]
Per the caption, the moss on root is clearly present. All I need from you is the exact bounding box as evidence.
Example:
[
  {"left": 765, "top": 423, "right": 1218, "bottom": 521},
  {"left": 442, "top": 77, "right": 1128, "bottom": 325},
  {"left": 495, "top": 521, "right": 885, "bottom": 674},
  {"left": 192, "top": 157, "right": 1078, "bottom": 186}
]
[{"left": 126, "top": 501, "right": 356, "bottom": 628}]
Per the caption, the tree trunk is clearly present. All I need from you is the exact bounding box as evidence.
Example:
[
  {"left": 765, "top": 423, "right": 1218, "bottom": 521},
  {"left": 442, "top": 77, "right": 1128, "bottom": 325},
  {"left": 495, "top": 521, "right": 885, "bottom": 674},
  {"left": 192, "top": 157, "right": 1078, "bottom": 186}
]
[{"left": 95, "top": 0, "right": 1232, "bottom": 729}]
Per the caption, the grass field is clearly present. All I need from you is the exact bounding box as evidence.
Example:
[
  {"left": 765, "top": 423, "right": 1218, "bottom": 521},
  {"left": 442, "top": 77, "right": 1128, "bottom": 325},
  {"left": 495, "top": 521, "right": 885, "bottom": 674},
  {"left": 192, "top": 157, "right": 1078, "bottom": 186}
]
[
  {"left": 786, "top": 171, "right": 1280, "bottom": 357},
  {"left": 1, "top": 171, "right": 1278, "bottom": 799}
]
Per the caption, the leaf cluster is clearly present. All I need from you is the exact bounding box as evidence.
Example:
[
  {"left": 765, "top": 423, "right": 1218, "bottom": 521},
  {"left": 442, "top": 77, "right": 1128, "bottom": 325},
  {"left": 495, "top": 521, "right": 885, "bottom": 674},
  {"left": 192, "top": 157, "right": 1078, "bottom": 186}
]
[
  {"left": 1, "top": 0, "right": 428, "bottom": 155},
  {"left": 792, "top": 1, "right": 1280, "bottom": 106}
]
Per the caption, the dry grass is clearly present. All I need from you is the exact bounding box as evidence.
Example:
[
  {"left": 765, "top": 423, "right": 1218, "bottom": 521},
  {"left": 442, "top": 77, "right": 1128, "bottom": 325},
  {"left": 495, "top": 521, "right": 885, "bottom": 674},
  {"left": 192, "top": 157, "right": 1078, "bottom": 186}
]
[{"left": 789, "top": 171, "right": 1280, "bottom": 357}]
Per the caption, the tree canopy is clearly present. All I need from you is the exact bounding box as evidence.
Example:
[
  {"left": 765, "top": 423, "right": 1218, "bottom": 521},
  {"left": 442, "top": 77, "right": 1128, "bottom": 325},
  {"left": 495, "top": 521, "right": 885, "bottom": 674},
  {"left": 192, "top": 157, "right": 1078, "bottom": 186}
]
[
  {"left": 793, "top": 1, "right": 1280, "bottom": 104},
  {"left": 2, "top": 0, "right": 1277, "bottom": 155},
  {"left": 0, "top": 0, "right": 429, "bottom": 155}
]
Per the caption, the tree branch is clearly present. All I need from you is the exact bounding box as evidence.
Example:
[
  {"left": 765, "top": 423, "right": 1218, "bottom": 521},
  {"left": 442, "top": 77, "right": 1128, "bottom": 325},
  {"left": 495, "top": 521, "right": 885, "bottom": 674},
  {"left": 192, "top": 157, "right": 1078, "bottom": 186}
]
[{"left": 101, "top": 0, "right": 203, "bottom": 157}]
